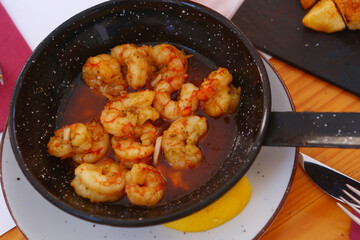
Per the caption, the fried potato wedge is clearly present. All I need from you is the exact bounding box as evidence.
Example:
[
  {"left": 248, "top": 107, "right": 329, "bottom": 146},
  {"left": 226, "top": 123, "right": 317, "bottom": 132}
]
[
  {"left": 300, "top": 0, "right": 318, "bottom": 9},
  {"left": 334, "top": 0, "right": 360, "bottom": 30},
  {"left": 302, "top": 0, "right": 346, "bottom": 33}
]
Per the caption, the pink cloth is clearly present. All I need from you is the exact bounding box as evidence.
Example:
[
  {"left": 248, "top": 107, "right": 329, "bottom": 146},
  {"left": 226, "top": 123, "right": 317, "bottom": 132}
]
[
  {"left": 350, "top": 210, "right": 360, "bottom": 240},
  {"left": 0, "top": 2, "right": 32, "bottom": 131}
]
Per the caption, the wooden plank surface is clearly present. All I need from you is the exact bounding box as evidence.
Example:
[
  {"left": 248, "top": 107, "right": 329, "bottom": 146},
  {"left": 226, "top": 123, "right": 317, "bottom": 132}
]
[
  {"left": 260, "top": 58, "right": 360, "bottom": 240},
  {"left": 0, "top": 227, "right": 25, "bottom": 240},
  {"left": 2, "top": 57, "right": 360, "bottom": 239}
]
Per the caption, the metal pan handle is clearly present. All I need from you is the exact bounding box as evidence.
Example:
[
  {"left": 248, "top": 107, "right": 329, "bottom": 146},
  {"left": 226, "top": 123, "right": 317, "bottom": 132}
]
[{"left": 263, "top": 112, "right": 360, "bottom": 148}]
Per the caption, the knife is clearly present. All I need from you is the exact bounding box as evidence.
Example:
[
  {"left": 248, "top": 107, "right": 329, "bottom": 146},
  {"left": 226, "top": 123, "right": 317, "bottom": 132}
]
[{"left": 299, "top": 153, "right": 360, "bottom": 207}]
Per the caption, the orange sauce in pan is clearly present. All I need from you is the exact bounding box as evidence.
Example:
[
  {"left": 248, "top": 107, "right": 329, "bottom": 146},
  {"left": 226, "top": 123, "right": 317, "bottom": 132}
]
[{"left": 59, "top": 49, "right": 238, "bottom": 205}]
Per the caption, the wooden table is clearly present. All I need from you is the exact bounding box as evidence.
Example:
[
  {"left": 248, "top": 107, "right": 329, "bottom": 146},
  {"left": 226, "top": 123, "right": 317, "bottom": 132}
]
[{"left": 2, "top": 57, "right": 359, "bottom": 240}]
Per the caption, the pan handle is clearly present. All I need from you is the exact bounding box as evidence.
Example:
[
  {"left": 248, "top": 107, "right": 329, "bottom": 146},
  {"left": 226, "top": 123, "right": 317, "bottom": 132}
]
[{"left": 263, "top": 112, "right": 360, "bottom": 148}]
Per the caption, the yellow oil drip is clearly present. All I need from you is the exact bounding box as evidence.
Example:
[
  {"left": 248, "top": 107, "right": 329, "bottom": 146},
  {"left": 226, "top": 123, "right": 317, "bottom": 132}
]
[{"left": 163, "top": 176, "right": 251, "bottom": 232}]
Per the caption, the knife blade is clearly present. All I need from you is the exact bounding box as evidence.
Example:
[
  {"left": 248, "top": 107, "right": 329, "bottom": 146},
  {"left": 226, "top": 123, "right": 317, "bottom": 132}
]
[{"left": 299, "top": 153, "right": 360, "bottom": 207}]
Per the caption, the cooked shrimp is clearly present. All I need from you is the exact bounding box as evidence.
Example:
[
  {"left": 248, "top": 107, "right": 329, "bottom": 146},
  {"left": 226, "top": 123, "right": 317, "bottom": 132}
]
[
  {"left": 153, "top": 80, "right": 199, "bottom": 120},
  {"left": 100, "top": 100, "right": 137, "bottom": 137},
  {"left": 147, "top": 43, "right": 189, "bottom": 90},
  {"left": 100, "top": 89, "right": 160, "bottom": 137},
  {"left": 48, "top": 123, "right": 92, "bottom": 159},
  {"left": 162, "top": 116, "right": 208, "bottom": 169},
  {"left": 197, "top": 67, "right": 241, "bottom": 117},
  {"left": 82, "top": 54, "right": 127, "bottom": 98},
  {"left": 111, "top": 44, "right": 151, "bottom": 90},
  {"left": 70, "top": 158, "right": 128, "bottom": 203},
  {"left": 125, "top": 163, "right": 166, "bottom": 207},
  {"left": 111, "top": 122, "right": 158, "bottom": 168},
  {"left": 73, "top": 120, "right": 110, "bottom": 164},
  {"left": 47, "top": 126, "right": 76, "bottom": 159},
  {"left": 47, "top": 120, "right": 109, "bottom": 163}
]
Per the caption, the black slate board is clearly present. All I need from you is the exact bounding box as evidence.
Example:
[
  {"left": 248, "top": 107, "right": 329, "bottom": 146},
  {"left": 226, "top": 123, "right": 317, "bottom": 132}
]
[{"left": 231, "top": 0, "right": 360, "bottom": 96}]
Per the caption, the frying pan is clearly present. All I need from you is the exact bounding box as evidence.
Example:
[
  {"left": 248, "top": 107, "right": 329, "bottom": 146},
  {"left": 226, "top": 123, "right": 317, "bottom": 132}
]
[{"left": 7, "top": 0, "right": 360, "bottom": 227}]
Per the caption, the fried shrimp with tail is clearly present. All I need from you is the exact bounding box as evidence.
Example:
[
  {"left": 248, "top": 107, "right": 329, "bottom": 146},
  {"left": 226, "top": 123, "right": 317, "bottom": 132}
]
[
  {"left": 153, "top": 80, "right": 199, "bottom": 120},
  {"left": 147, "top": 43, "right": 189, "bottom": 90},
  {"left": 111, "top": 44, "right": 151, "bottom": 90},
  {"left": 47, "top": 120, "right": 109, "bottom": 163},
  {"left": 125, "top": 163, "right": 166, "bottom": 207},
  {"left": 197, "top": 67, "right": 241, "bottom": 117},
  {"left": 82, "top": 54, "right": 127, "bottom": 98},
  {"left": 71, "top": 158, "right": 128, "bottom": 203},
  {"left": 162, "top": 116, "right": 208, "bottom": 169},
  {"left": 100, "top": 89, "right": 160, "bottom": 137},
  {"left": 111, "top": 122, "right": 159, "bottom": 168}
]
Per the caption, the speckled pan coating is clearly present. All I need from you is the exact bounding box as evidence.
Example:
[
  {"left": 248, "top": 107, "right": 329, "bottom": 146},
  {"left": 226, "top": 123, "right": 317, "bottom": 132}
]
[{"left": 8, "top": 0, "right": 270, "bottom": 227}]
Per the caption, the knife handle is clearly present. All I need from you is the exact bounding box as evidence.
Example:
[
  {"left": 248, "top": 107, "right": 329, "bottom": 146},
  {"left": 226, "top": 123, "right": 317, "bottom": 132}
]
[{"left": 263, "top": 112, "right": 360, "bottom": 148}]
